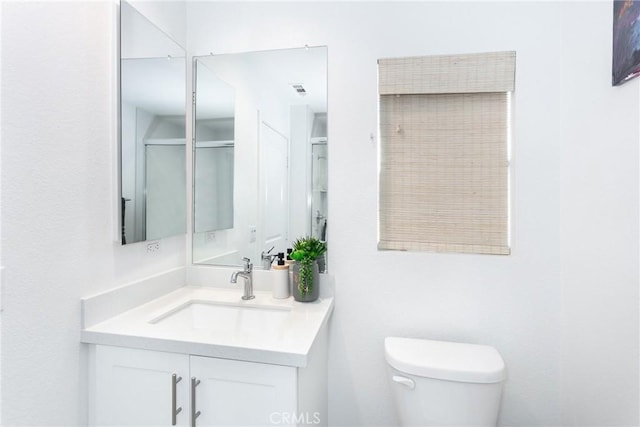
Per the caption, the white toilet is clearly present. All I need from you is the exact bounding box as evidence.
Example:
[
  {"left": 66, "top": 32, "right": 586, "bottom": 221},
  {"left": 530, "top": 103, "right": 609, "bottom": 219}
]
[{"left": 385, "top": 337, "right": 506, "bottom": 426}]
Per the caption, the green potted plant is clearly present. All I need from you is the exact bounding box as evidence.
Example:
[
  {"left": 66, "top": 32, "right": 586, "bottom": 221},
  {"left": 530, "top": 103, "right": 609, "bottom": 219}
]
[{"left": 290, "top": 236, "right": 327, "bottom": 302}]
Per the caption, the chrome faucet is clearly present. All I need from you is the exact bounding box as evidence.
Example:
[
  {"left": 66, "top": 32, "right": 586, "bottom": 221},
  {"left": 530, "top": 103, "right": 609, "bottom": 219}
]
[
  {"left": 230, "top": 257, "right": 255, "bottom": 300},
  {"left": 261, "top": 246, "right": 277, "bottom": 270}
]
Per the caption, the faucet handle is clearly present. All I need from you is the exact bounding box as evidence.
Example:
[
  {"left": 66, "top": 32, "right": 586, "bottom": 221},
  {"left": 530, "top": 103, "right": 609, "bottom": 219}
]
[
  {"left": 261, "top": 246, "right": 275, "bottom": 260},
  {"left": 242, "top": 257, "right": 252, "bottom": 273}
]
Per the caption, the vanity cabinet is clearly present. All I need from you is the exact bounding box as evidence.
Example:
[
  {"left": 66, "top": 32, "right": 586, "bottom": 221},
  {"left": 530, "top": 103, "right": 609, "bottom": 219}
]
[
  {"left": 191, "top": 355, "right": 296, "bottom": 426},
  {"left": 92, "top": 346, "right": 190, "bottom": 426},
  {"left": 89, "top": 340, "right": 327, "bottom": 427}
]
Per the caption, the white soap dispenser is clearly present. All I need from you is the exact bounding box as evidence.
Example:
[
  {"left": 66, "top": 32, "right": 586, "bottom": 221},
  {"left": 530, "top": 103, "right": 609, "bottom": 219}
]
[{"left": 272, "top": 252, "right": 290, "bottom": 299}]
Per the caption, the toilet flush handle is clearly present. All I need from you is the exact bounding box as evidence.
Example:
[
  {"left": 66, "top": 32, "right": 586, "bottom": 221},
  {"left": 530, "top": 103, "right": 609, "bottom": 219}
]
[{"left": 392, "top": 375, "right": 415, "bottom": 389}]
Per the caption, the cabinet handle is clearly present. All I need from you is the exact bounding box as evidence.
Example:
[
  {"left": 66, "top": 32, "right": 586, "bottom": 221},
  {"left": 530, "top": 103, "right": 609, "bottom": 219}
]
[
  {"left": 191, "top": 377, "right": 201, "bottom": 427},
  {"left": 172, "top": 374, "right": 183, "bottom": 426}
]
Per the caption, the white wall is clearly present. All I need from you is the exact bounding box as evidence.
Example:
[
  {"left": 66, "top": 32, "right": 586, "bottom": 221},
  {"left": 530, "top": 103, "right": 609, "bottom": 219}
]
[
  {"left": 559, "top": 3, "right": 640, "bottom": 425},
  {"left": 0, "top": 1, "right": 637, "bottom": 426},
  {"left": 0, "top": 1, "right": 4, "bottom": 422},
  {"left": 0, "top": 2, "right": 186, "bottom": 425},
  {"left": 187, "top": 2, "right": 638, "bottom": 426}
]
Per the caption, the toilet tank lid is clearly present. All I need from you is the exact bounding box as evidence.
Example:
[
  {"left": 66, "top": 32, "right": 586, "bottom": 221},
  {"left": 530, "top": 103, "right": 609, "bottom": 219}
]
[{"left": 384, "top": 337, "right": 506, "bottom": 384}]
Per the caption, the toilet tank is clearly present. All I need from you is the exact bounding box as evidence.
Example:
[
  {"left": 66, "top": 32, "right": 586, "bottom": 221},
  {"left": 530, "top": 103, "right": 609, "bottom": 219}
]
[{"left": 384, "top": 337, "right": 506, "bottom": 426}]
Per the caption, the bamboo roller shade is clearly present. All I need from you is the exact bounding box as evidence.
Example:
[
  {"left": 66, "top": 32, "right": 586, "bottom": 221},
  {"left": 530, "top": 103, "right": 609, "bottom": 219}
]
[
  {"left": 378, "top": 51, "right": 515, "bottom": 255},
  {"left": 378, "top": 51, "right": 516, "bottom": 95}
]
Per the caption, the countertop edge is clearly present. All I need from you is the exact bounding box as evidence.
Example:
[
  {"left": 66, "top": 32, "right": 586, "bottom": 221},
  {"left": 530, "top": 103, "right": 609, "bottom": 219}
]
[{"left": 81, "top": 329, "right": 310, "bottom": 367}]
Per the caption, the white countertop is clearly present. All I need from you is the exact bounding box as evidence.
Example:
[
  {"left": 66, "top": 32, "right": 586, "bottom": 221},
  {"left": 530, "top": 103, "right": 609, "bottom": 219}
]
[{"left": 81, "top": 286, "right": 334, "bottom": 367}]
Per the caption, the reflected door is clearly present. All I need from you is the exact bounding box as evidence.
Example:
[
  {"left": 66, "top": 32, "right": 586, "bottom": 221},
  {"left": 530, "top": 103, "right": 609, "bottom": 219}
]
[{"left": 259, "top": 121, "right": 289, "bottom": 252}]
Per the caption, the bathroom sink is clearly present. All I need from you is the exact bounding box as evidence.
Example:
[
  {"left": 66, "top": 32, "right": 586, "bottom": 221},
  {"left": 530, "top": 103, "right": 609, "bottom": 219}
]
[
  {"left": 81, "top": 286, "right": 334, "bottom": 366},
  {"left": 149, "top": 300, "right": 291, "bottom": 331}
]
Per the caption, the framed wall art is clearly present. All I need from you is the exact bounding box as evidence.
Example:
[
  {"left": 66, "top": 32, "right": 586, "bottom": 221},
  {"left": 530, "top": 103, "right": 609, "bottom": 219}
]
[{"left": 612, "top": 0, "right": 640, "bottom": 85}]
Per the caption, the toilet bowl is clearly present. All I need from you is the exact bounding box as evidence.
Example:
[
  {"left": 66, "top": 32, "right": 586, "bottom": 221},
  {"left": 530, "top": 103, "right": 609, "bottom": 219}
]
[{"left": 385, "top": 337, "right": 506, "bottom": 426}]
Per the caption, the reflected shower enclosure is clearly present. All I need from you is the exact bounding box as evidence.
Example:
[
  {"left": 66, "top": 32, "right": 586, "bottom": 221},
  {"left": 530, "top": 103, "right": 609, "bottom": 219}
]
[{"left": 119, "top": 1, "right": 187, "bottom": 244}]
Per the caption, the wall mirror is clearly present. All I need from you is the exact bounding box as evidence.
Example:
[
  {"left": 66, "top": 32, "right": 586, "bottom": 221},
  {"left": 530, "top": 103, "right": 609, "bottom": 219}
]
[
  {"left": 193, "top": 60, "right": 235, "bottom": 237},
  {"left": 119, "top": 1, "right": 187, "bottom": 244},
  {"left": 192, "top": 47, "right": 328, "bottom": 270}
]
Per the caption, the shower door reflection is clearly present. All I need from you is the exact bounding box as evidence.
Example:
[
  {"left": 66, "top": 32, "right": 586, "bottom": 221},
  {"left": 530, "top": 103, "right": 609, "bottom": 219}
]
[
  {"left": 311, "top": 139, "right": 327, "bottom": 242},
  {"left": 145, "top": 144, "right": 186, "bottom": 240}
]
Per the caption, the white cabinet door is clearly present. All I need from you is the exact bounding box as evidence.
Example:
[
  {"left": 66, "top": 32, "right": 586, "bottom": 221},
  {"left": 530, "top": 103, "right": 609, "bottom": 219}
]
[
  {"left": 190, "top": 355, "right": 297, "bottom": 427},
  {"left": 93, "top": 346, "right": 190, "bottom": 426}
]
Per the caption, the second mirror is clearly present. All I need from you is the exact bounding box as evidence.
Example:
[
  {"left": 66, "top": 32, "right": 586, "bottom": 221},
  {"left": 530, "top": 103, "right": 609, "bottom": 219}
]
[{"left": 192, "top": 47, "right": 328, "bottom": 270}]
